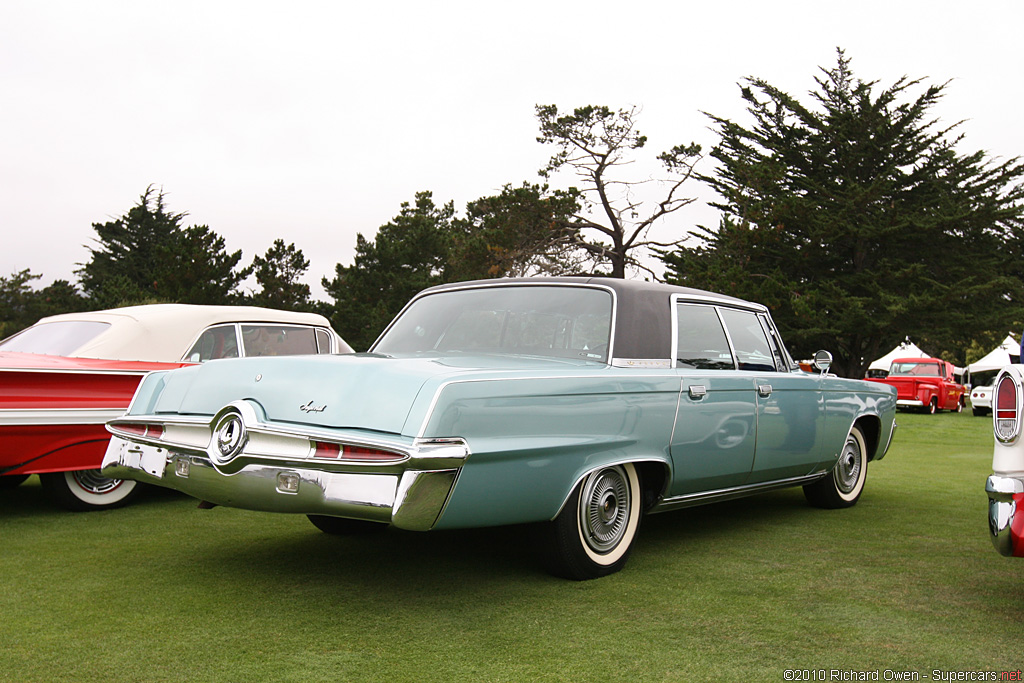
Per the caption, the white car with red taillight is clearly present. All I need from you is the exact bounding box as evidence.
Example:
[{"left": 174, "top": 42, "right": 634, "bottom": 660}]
[
  {"left": 986, "top": 366, "right": 1024, "bottom": 556},
  {"left": 970, "top": 384, "right": 993, "bottom": 417}
]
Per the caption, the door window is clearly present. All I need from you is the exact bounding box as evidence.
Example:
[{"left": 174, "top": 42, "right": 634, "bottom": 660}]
[
  {"left": 675, "top": 305, "right": 734, "bottom": 370},
  {"left": 185, "top": 325, "right": 240, "bottom": 362},
  {"left": 719, "top": 308, "right": 777, "bottom": 372}
]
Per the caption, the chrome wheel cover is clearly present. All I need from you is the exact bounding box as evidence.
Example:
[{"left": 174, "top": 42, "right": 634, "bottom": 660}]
[
  {"left": 71, "top": 469, "right": 123, "bottom": 495},
  {"left": 579, "top": 466, "right": 632, "bottom": 554},
  {"left": 835, "top": 435, "right": 863, "bottom": 494}
]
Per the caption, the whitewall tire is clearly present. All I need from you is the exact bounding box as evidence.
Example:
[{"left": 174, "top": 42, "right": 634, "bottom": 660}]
[
  {"left": 803, "top": 425, "right": 868, "bottom": 509},
  {"left": 545, "top": 463, "right": 642, "bottom": 580},
  {"left": 39, "top": 470, "right": 140, "bottom": 511}
]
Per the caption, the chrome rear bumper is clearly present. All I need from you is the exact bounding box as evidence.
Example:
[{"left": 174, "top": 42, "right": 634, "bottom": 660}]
[
  {"left": 896, "top": 399, "right": 925, "bottom": 408},
  {"left": 101, "top": 433, "right": 469, "bottom": 531}
]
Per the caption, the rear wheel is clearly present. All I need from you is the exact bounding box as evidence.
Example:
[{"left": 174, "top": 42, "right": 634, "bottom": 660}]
[
  {"left": 39, "top": 470, "right": 140, "bottom": 511},
  {"left": 804, "top": 425, "right": 868, "bottom": 509},
  {"left": 544, "top": 463, "right": 642, "bottom": 580},
  {"left": 307, "top": 515, "right": 388, "bottom": 535},
  {"left": 928, "top": 398, "right": 938, "bottom": 414}
]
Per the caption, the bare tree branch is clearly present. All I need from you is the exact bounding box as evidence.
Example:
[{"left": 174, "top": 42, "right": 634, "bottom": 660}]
[{"left": 535, "top": 104, "right": 702, "bottom": 278}]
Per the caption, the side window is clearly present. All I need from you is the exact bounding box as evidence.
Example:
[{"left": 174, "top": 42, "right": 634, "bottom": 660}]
[
  {"left": 315, "top": 328, "right": 332, "bottom": 354},
  {"left": 757, "top": 315, "right": 790, "bottom": 370},
  {"left": 186, "top": 325, "right": 239, "bottom": 362},
  {"left": 241, "top": 325, "right": 319, "bottom": 357},
  {"left": 719, "top": 308, "right": 777, "bottom": 372},
  {"left": 676, "top": 304, "right": 735, "bottom": 370}
]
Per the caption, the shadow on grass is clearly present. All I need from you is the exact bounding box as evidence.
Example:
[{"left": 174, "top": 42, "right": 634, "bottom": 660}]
[
  {"left": 150, "top": 486, "right": 824, "bottom": 595},
  {"left": 0, "top": 477, "right": 53, "bottom": 517}
]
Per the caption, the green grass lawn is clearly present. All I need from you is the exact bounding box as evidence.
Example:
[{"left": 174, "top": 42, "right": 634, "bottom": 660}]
[{"left": 2, "top": 412, "right": 1022, "bottom": 682}]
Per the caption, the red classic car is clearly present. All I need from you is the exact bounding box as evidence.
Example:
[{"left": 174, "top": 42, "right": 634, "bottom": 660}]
[
  {"left": 0, "top": 304, "right": 350, "bottom": 510},
  {"left": 867, "top": 356, "right": 965, "bottom": 414}
]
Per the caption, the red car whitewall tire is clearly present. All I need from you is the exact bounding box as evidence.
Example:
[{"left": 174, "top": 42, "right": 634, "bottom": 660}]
[{"left": 39, "top": 470, "right": 140, "bottom": 511}]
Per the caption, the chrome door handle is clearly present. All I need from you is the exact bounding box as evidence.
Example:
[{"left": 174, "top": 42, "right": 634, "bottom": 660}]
[
  {"left": 757, "top": 384, "right": 773, "bottom": 397},
  {"left": 688, "top": 385, "right": 707, "bottom": 399}
]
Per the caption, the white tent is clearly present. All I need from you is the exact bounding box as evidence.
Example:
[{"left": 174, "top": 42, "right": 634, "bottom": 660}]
[
  {"left": 968, "top": 335, "right": 1020, "bottom": 375},
  {"left": 868, "top": 340, "right": 929, "bottom": 373}
]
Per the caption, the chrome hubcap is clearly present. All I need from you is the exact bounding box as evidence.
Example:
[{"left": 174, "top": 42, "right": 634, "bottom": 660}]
[
  {"left": 72, "top": 469, "right": 122, "bottom": 495},
  {"left": 579, "top": 466, "right": 631, "bottom": 553},
  {"left": 836, "top": 436, "right": 862, "bottom": 493}
]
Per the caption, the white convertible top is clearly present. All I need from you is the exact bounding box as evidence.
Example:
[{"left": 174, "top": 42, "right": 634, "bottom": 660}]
[{"left": 16, "top": 304, "right": 343, "bottom": 362}]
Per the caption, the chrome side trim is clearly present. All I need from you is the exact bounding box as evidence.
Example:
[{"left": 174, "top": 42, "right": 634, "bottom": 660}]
[
  {"left": 671, "top": 292, "right": 768, "bottom": 313},
  {"left": 0, "top": 367, "right": 149, "bottom": 376},
  {"left": 0, "top": 407, "right": 126, "bottom": 426},
  {"left": 610, "top": 358, "right": 672, "bottom": 369},
  {"left": 880, "top": 419, "right": 897, "bottom": 459},
  {"left": 649, "top": 472, "right": 828, "bottom": 513}
]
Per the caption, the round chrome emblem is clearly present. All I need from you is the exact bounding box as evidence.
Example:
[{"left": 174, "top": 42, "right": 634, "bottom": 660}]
[{"left": 213, "top": 413, "right": 246, "bottom": 462}]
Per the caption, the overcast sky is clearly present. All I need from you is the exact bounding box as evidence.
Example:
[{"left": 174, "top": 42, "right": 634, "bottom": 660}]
[{"left": 2, "top": 1, "right": 1021, "bottom": 298}]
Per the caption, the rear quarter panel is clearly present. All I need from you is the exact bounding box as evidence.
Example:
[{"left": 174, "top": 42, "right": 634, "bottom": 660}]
[
  {"left": 819, "top": 375, "right": 897, "bottom": 461},
  {"left": 418, "top": 371, "right": 680, "bottom": 529}
]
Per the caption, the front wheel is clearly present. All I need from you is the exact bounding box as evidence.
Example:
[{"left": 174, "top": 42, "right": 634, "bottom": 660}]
[
  {"left": 544, "top": 463, "right": 642, "bottom": 580},
  {"left": 39, "top": 470, "right": 140, "bottom": 511},
  {"left": 804, "top": 425, "right": 868, "bottom": 509}
]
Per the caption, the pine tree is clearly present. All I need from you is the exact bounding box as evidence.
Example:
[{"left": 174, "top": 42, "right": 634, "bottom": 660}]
[
  {"left": 249, "top": 239, "right": 313, "bottom": 311},
  {"left": 661, "top": 50, "right": 1024, "bottom": 377},
  {"left": 77, "top": 186, "right": 249, "bottom": 307}
]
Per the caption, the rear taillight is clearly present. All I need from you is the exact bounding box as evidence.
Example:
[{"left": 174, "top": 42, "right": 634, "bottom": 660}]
[
  {"left": 312, "top": 442, "right": 341, "bottom": 458},
  {"left": 995, "top": 374, "right": 1020, "bottom": 443},
  {"left": 344, "top": 445, "right": 403, "bottom": 461},
  {"left": 115, "top": 423, "right": 163, "bottom": 440},
  {"left": 312, "top": 441, "right": 403, "bottom": 462}
]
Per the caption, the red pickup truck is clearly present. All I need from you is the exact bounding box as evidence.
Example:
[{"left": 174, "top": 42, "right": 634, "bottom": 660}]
[{"left": 868, "top": 357, "right": 965, "bottom": 414}]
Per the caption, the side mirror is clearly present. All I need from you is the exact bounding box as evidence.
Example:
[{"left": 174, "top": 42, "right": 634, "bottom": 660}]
[{"left": 812, "top": 350, "right": 833, "bottom": 374}]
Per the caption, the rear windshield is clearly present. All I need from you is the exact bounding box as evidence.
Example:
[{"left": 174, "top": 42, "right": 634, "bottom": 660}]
[
  {"left": 373, "top": 285, "right": 613, "bottom": 362},
  {"left": 242, "top": 325, "right": 322, "bottom": 357},
  {"left": 0, "top": 321, "right": 111, "bottom": 356},
  {"left": 889, "top": 361, "right": 941, "bottom": 377}
]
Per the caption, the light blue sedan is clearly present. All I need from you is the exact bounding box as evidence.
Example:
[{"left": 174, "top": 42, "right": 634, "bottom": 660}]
[{"left": 102, "top": 278, "right": 897, "bottom": 579}]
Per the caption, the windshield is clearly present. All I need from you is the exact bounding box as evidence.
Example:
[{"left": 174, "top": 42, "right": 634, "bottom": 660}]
[
  {"left": 889, "top": 361, "right": 942, "bottom": 377},
  {"left": 373, "top": 285, "right": 613, "bottom": 362},
  {"left": 0, "top": 321, "right": 111, "bottom": 356}
]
